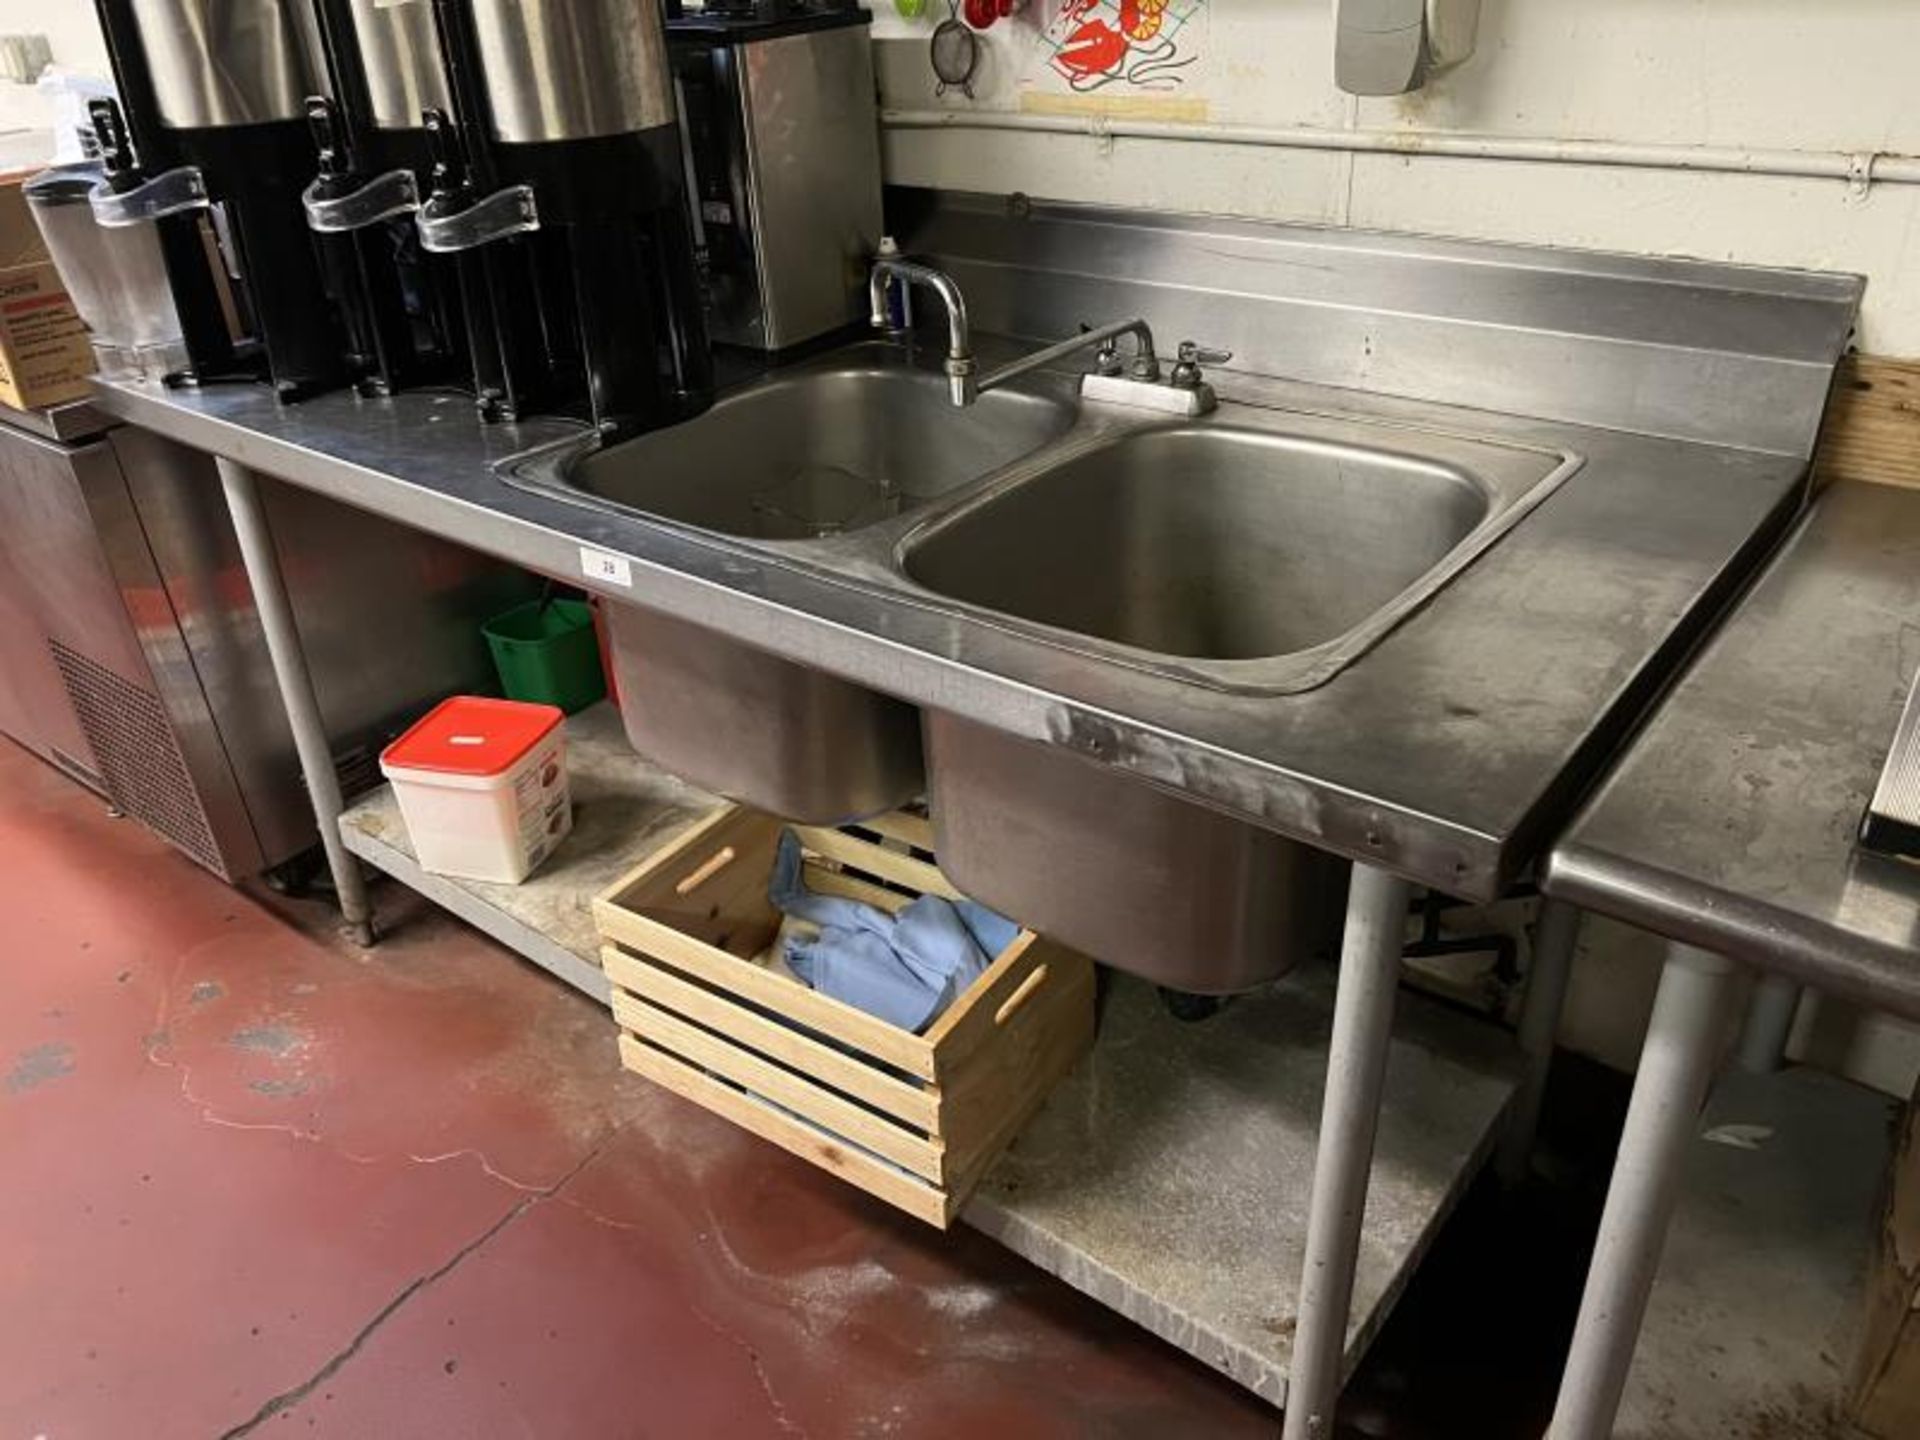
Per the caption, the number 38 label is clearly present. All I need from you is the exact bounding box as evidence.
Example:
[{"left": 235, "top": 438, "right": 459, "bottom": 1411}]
[{"left": 579, "top": 548, "right": 632, "bottom": 588}]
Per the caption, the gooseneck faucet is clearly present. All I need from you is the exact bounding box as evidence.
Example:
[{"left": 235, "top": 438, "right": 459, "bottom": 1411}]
[
  {"left": 869, "top": 258, "right": 977, "bottom": 405},
  {"left": 869, "top": 257, "right": 1160, "bottom": 408}
]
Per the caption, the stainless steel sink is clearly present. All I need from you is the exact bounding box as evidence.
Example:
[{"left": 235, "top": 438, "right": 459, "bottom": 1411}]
[
  {"left": 544, "top": 343, "right": 1076, "bottom": 825},
  {"left": 906, "top": 407, "right": 1578, "bottom": 989},
  {"left": 925, "top": 712, "right": 1350, "bottom": 992},
  {"left": 605, "top": 602, "right": 927, "bottom": 825},
  {"left": 513, "top": 342, "right": 1076, "bottom": 541},
  {"left": 510, "top": 339, "right": 1580, "bottom": 982},
  {"left": 901, "top": 410, "right": 1578, "bottom": 694}
]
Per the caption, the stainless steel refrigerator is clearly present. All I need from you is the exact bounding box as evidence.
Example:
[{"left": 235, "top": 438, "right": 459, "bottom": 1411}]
[{"left": 0, "top": 398, "right": 535, "bottom": 881}]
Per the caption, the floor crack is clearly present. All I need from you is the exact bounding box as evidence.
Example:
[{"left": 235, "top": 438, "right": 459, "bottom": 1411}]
[{"left": 216, "top": 1138, "right": 607, "bottom": 1438}]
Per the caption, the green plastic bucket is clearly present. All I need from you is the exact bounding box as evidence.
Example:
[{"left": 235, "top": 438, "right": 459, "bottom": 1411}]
[{"left": 482, "top": 598, "right": 607, "bottom": 714}]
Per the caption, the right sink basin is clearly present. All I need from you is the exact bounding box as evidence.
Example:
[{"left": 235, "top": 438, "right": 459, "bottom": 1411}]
[
  {"left": 902, "top": 411, "right": 1579, "bottom": 694},
  {"left": 924, "top": 710, "right": 1352, "bottom": 994},
  {"left": 909, "top": 405, "right": 1580, "bottom": 991}
]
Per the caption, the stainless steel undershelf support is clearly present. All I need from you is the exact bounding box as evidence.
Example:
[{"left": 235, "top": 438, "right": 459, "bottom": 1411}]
[
  {"left": 1495, "top": 898, "right": 1582, "bottom": 1184},
  {"left": 1548, "top": 942, "right": 1737, "bottom": 1440},
  {"left": 1281, "top": 863, "right": 1413, "bottom": 1440},
  {"left": 216, "top": 456, "right": 375, "bottom": 946},
  {"left": 1735, "top": 973, "right": 1802, "bottom": 1073}
]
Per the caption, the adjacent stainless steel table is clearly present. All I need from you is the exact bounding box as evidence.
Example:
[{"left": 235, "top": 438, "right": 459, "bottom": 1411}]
[
  {"left": 1549, "top": 481, "right": 1920, "bottom": 1023},
  {"left": 1538, "top": 480, "right": 1920, "bottom": 1438}
]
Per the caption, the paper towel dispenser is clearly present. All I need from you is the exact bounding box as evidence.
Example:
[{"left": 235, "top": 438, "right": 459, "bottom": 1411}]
[{"left": 1335, "top": 0, "right": 1480, "bottom": 96}]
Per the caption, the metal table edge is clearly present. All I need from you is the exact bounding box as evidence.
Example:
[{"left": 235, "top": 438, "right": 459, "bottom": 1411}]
[{"left": 1542, "top": 840, "right": 1920, "bottom": 1026}]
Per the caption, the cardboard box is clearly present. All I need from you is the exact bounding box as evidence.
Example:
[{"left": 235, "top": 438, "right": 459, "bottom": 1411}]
[{"left": 0, "top": 173, "right": 94, "bottom": 412}]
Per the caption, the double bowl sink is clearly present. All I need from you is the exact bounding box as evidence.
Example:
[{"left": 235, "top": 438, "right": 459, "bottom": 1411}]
[{"left": 502, "top": 339, "right": 1579, "bottom": 991}]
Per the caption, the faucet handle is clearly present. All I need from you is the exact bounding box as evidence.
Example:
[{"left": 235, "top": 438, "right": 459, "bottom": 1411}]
[
  {"left": 1069, "top": 322, "right": 1125, "bottom": 378},
  {"left": 1172, "top": 340, "right": 1232, "bottom": 389},
  {"left": 1177, "top": 340, "right": 1233, "bottom": 365}
]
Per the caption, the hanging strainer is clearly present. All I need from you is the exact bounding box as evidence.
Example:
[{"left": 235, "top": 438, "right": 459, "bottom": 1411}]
[{"left": 931, "top": 1, "right": 980, "bottom": 99}]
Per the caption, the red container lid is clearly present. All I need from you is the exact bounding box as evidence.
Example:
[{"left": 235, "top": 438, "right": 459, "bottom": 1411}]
[{"left": 382, "top": 696, "right": 563, "bottom": 778}]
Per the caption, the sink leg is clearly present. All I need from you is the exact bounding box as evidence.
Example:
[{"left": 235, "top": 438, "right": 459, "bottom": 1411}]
[
  {"left": 216, "top": 457, "right": 376, "bottom": 946},
  {"left": 1281, "top": 862, "right": 1412, "bottom": 1440},
  {"left": 1494, "top": 898, "right": 1583, "bottom": 1185},
  {"left": 1735, "top": 973, "right": 1802, "bottom": 1073},
  {"left": 1548, "top": 941, "right": 1736, "bottom": 1440}
]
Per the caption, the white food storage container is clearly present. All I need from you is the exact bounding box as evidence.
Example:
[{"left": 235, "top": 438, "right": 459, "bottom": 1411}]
[{"left": 380, "top": 696, "right": 572, "bottom": 884}]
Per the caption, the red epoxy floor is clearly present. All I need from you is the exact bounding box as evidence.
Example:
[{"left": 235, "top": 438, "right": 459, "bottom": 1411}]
[{"left": 0, "top": 738, "right": 1277, "bottom": 1439}]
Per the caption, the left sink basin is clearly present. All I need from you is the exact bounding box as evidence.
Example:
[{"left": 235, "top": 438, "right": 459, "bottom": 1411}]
[
  {"left": 605, "top": 601, "right": 929, "bottom": 824},
  {"left": 572, "top": 343, "right": 1077, "bottom": 824},
  {"left": 516, "top": 343, "right": 1076, "bottom": 540}
]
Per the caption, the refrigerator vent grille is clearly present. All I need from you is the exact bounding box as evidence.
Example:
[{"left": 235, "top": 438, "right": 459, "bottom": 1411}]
[
  {"left": 332, "top": 742, "right": 380, "bottom": 802},
  {"left": 49, "top": 642, "right": 228, "bottom": 878}
]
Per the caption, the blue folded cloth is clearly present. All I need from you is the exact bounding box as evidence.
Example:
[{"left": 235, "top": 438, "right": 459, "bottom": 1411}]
[{"left": 768, "top": 828, "right": 1019, "bottom": 1033}]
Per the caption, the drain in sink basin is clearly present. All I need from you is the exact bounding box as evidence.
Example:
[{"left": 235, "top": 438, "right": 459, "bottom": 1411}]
[{"left": 749, "top": 463, "right": 902, "bottom": 539}]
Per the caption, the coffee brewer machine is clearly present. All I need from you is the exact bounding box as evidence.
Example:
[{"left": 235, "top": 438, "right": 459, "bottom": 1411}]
[
  {"left": 91, "top": 0, "right": 351, "bottom": 400},
  {"left": 302, "top": 0, "right": 466, "bottom": 395},
  {"left": 419, "top": 0, "right": 714, "bottom": 440},
  {"left": 669, "top": 0, "right": 882, "bottom": 356}
]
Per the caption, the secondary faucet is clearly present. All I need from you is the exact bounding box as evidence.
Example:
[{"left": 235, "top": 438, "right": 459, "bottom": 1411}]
[{"left": 869, "top": 257, "right": 1175, "bottom": 410}]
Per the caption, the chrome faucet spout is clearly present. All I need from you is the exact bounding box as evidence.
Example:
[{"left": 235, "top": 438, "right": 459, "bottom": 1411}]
[
  {"left": 870, "top": 257, "right": 978, "bottom": 403},
  {"left": 868, "top": 258, "right": 1163, "bottom": 410},
  {"left": 976, "top": 317, "right": 1157, "bottom": 398},
  {"left": 868, "top": 258, "right": 971, "bottom": 357}
]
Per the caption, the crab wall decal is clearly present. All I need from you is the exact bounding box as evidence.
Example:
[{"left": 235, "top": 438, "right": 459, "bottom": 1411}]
[{"left": 1040, "top": 0, "right": 1207, "bottom": 92}]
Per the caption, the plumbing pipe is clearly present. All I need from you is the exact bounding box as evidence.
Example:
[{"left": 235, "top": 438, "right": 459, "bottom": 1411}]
[
  {"left": 883, "top": 109, "right": 1920, "bottom": 189},
  {"left": 1735, "top": 973, "right": 1803, "bottom": 1074},
  {"left": 1494, "top": 897, "right": 1582, "bottom": 1186}
]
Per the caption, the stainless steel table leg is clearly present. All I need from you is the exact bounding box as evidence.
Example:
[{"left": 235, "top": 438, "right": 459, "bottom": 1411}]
[
  {"left": 1735, "top": 973, "right": 1802, "bottom": 1073},
  {"left": 1282, "top": 862, "right": 1412, "bottom": 1440},
  {"left": 1548, "top": 941, "right": 1736, "bottom": 1440},
  {"left": 216, "top": 457, "right": 376, "bottom": 946},
  {"left": 1495, "top": 898, "right": 1583, "bottom": 1184}
]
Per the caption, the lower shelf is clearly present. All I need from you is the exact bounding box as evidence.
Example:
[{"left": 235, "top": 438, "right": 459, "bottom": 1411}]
[
  {"left": 965, "top": 969, "right": 1520, "bottom": 1406},
  {"left": 339, "top": 702, "right": 723, "bottom": 1004},
  {"left": 1616, "top": 1065, "right": 1896, "bottom": 1440},
  {"left": 338, "top": 700, "right": 1523, "bottom": 1408}
]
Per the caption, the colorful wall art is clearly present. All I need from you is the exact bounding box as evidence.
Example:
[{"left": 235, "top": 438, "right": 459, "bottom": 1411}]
[{"left": 1034, "top": 0, "right": 1210, "bottom": 94}]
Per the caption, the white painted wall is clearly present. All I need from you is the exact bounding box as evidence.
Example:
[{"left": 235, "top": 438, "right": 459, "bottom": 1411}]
[
  {"left": 0, "top": 5, "right": 111, "bottom": 142},
  {"left": 25, "top": 12, "right": 110, "bottom": 72},
  {"left": 874, "top": 0, "right": 1920, "bottom": 355},
  {"left": 17, "top": 3, "right": 1918, "bottom": 349}
]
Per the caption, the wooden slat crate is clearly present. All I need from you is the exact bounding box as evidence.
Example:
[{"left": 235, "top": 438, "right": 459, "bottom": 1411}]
[{"left": 593, "top": 805, "right": 1097, "bottom": 1228}]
